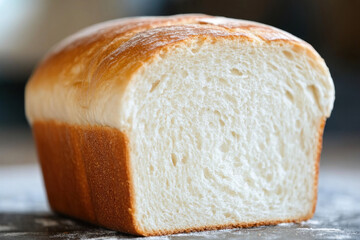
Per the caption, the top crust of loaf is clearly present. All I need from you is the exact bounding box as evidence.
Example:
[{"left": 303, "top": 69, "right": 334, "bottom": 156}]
[{"left": 25, "top": 14, "right": 334, "bottom": 129}]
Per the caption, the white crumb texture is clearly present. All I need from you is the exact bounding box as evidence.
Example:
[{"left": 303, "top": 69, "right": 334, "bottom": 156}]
[{"left": 120, "top": 38, "right": 334, "bottom": 233}]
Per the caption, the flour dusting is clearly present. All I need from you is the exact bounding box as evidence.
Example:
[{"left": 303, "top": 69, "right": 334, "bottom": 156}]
[
  {"left": 0, "top": 225, "right": 14, "bottom": 231},
  {"left": 34, "top": 218, "right": 59, "bottom": 227}
]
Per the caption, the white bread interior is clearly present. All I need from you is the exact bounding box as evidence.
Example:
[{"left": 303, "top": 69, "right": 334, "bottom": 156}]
[
  {"left": 122, "top": 38, "right": 334, "bottom": 232},
  {"left": 25, "top": 15, "right": 335, "bottom": 235}
]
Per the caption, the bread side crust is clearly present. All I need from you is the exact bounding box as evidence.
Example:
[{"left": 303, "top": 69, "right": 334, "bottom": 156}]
[
  {"left": 33, "top": 119, "right": 326, "bottom": 236},
  {"left": 33, "top": 121, "right": 138, "bottom": 235},
  {"left": 310, "top": 117, "right": 326, "bottom": 218}
]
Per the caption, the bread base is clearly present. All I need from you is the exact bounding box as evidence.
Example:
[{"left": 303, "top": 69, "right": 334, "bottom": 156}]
[{"left": 32, "top": 119, "right": 325, "bottom": 236}]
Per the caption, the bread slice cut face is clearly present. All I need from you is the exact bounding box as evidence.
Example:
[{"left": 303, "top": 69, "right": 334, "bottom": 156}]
[
  {"left": 123, "top": 36, "right": 333, "bottom": 234},
  {"left": 25, "top": 15, "right": 335, "bottom": 236}
]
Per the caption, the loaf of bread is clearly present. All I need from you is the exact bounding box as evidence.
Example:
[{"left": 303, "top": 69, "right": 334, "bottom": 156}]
[{"left": 25, "top": 14, "right": 335, "bottom": 236}]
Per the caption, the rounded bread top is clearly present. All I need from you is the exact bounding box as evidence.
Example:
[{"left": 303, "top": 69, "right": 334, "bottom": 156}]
[{"left": 25, "top": 14, "right": 331, "bottom": 127}]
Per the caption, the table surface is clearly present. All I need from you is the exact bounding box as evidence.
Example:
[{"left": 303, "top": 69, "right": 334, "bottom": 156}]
[{"left": 0, "top": 129, "right": 360, "bottom": 240}]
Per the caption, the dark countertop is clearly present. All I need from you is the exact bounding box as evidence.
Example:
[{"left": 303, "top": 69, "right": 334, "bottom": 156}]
[{"left": 0, "top": 131, "right": 360, "bottom": 239}]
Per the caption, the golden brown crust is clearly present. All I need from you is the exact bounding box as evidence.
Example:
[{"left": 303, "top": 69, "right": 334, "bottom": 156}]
[
  {"left": 33, "top": 121, "right": 96, "bottom": 222},
  {"left": 33, "top": 121, "right": 138, "bottom": 235},
  {"left": 25, "top": 14, "right": 322, "bottom": 126},
  {"left": 28, "top": 14, "right": 309, "bottom": 87},
  {"left": 33, "top": 119, "right": 326, "bottom": 236},
  {"left": 310, "top": 117, "right": 327, "bottom": 218}
]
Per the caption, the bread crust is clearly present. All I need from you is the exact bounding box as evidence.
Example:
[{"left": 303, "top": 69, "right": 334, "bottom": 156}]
[
  {"left": 25, "top": 14, "right": 327, "bottom": 128},
  {"left": 33, "top": 119, "right": 326, "bottom": 236},
  {"left": 33, "top": 121, "right": 138, "bottom": 235},
  {"left": 310, "top": 117, "right": 326, "bottom": 218}
]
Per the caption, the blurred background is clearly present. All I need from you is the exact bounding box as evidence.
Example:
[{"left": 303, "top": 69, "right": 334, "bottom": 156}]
[{"left": 0, "top": 0, "right": 359, "bottom": 165}]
